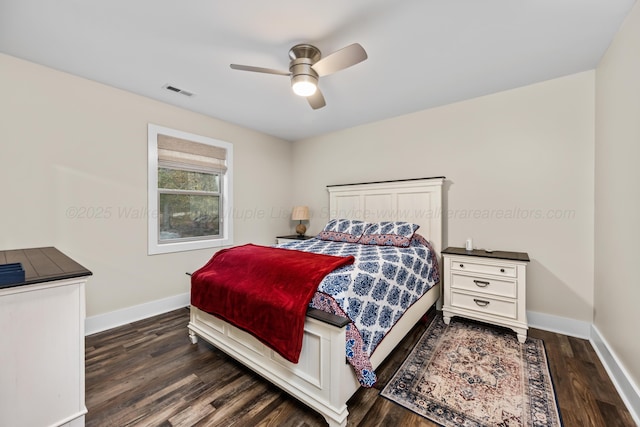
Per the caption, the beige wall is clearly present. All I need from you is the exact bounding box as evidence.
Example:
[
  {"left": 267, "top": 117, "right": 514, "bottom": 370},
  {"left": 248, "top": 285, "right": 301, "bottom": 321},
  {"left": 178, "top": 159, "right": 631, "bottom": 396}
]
[
  {"left": 595, "top": 1, "right": 640, "bottom": 391},
  {"left": 0, "top": 51, "right": 601, "bottom": 326},
  {"left": 0, "top": 53, "right": 293, "bottom": 317},
  {"left": 292, "top": 71, "right": 595, "bottom": 322}
]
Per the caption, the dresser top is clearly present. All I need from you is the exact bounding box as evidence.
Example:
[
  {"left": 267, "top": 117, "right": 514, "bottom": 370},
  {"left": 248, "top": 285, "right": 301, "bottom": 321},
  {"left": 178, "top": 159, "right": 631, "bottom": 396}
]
[
  {"left": 0, "top": 247, "right": 92, "bottom": 289},
  {"left": 442, "top": 246, "right": 530, "bottom": 262}
]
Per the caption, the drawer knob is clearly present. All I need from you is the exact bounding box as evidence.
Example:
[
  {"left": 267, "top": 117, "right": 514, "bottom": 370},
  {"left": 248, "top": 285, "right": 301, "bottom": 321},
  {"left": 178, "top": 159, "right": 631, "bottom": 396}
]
[
  {"left": 459, "top": 264, "right": 464, "bottom": 268},
  {"left": 473, "top": 280, "right": 490, "bottom": 287},
  {"left": 473, "top": 299, "right": 490, "bottom": 307},
  {"left": 500, "top": 268, "right": 505, "bottom": 273}
]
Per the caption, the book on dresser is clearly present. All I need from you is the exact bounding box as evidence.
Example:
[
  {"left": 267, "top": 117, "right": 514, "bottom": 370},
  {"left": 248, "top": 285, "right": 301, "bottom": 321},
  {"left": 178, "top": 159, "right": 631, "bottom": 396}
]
[{"left": 441, "top": 247, "right": 530, "bottom": 343}]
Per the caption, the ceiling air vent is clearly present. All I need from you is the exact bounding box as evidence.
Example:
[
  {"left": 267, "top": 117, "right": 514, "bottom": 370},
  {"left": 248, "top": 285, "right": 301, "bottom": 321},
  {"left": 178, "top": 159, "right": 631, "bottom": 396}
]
[{"left": 162, "top": 84, "right": 194, "bottom": 97}]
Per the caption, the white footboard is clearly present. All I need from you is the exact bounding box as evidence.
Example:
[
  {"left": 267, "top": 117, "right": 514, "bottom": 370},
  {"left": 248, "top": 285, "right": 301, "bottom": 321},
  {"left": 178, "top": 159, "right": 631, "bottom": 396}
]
[
  {"left": 187, "top": 282, "right": 440, "bottom": 426},
  {"left": 188, "top": 306, "right": 360, "bottom": 427}
]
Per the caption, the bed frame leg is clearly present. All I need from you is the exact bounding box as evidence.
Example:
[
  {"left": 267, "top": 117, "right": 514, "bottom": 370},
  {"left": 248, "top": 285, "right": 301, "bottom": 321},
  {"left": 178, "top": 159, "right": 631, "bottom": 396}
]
[
  {"left": 188, "top": 329, "right": 198, "bottom": 344},
  {"left": 322, "top": 408, "right": 348, "bottom": 427},
  {"left": 325, "top": 417, "right": 347, "bottom": 427}
]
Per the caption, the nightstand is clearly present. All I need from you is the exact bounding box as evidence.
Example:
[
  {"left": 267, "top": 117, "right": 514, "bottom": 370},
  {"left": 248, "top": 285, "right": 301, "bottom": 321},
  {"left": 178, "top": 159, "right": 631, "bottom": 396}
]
[
  {"left": 441, "top": 247, "right": 530, "bottom": 343},
  {"left": 276, "top": 234, "right": 314, "bottom": 244}
]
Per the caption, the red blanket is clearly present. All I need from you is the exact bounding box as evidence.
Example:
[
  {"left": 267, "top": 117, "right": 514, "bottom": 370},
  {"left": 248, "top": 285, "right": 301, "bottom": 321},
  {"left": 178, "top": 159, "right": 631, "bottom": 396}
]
[{"left": 191, "top": 244, "right": 354, "bottom": 363}]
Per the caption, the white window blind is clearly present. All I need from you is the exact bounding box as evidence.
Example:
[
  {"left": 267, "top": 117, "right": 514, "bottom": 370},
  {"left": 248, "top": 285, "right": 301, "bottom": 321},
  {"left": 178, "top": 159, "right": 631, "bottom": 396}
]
[{"left": 157, "top": 134, "right": 227, "bottom": 172}]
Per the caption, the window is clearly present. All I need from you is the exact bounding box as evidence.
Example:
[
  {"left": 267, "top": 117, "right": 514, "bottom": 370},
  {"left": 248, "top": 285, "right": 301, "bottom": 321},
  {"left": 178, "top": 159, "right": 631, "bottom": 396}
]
[{"left": 148, "top": 124, "right": 233, "bottom": 254}]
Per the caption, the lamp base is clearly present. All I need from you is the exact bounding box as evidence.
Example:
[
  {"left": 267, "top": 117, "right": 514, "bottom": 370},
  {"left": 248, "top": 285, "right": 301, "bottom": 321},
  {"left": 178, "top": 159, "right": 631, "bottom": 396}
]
[{"left": 295, "top": 223, "right": 307, "bottom": 236}]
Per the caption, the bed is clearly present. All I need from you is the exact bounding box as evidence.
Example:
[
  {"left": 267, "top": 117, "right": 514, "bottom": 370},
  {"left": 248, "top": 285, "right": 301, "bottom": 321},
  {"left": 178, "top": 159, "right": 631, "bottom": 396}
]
[{"left": 187, "top": 177, "right": 444, "bottom": 427}]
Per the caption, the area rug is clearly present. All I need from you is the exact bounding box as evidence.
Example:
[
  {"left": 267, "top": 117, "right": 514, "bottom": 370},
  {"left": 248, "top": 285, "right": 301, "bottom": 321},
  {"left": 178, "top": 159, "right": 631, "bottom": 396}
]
[{"left": 381, "top": 316, "right": 562, "bottom": 427}]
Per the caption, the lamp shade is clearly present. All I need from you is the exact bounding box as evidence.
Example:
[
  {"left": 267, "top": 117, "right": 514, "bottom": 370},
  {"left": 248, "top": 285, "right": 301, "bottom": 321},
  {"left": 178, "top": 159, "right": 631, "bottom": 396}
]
[{"left": 291, "top": 206, "right": 310, "bottom": 221}]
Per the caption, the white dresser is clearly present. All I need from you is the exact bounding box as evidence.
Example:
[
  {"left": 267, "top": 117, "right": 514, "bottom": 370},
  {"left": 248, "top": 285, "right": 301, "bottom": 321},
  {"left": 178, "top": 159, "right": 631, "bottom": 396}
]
[
  {"left": 441, "top": 247, "right": 529, "bottom": 343},
  {"left": 0, "top": 247, "right": 92, "bottom": 427}
]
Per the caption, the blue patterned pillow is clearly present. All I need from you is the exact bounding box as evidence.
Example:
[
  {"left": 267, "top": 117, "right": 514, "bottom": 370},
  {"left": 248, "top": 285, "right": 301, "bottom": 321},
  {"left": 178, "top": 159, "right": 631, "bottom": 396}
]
[
  {"left": 358, "top": 221, "right": 420, "bottom": 247},
  {"left": 318, "top": 219, "right": 368, "bottom": 243}
]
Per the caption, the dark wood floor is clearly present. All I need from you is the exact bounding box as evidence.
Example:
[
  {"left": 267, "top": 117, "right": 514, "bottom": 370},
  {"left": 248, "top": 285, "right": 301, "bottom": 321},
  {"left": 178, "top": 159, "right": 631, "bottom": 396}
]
[{"left": 85, "top": 308, "right": 635, "bottom": 427}]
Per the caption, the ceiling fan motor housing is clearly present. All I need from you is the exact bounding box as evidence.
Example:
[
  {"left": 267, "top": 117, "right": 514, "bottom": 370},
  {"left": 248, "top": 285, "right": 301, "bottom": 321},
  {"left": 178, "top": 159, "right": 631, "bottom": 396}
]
[
  {"left": 289, "top": 44, "right": 321, "bottom": 93},
  {"left": 288, "top": 44, "right": 321, "bottom": 63}
]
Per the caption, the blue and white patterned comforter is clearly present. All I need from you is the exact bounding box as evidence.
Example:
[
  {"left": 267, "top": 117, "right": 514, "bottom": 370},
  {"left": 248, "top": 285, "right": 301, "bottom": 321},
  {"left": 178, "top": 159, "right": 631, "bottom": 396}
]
[{"left": 278, "top": 234, "right": 439, "bottom": 386}]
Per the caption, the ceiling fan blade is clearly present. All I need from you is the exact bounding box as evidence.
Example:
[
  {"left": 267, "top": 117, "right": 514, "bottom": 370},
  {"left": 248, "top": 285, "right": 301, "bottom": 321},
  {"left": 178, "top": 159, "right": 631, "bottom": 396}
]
[
  {"left": 230, "top": 64, "right": 291, "bottom": 76},
  {"left": 307, "top": 89, "right": 326, "bottom": 110},
  {"left": 311, "top": 43, "right": 368, "bottom": 77}
]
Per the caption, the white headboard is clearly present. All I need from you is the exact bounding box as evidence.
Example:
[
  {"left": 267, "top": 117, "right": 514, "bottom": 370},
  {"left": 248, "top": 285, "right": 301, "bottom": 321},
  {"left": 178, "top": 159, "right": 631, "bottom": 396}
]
[{"left": 327, "top": 177, "right": 444, "bottom": 255}]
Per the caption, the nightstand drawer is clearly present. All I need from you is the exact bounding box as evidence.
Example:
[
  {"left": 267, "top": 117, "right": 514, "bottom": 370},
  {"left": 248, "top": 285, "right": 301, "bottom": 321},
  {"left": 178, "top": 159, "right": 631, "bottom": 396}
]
[
  {"left": 450, "top": 259, "right": 516, "bottom": 278},
  {"left": 450, "top": 273, "right": 516, "bottom": 298},
  {"left": 451, "top": 291, "right": 517, "bottom": 319}
]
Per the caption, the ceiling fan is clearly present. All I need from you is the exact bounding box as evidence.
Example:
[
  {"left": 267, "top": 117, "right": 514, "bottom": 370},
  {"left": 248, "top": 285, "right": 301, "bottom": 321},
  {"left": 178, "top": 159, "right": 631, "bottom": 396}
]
[{"left": 230, "top": 43, "right": 368, "bottom": 110}]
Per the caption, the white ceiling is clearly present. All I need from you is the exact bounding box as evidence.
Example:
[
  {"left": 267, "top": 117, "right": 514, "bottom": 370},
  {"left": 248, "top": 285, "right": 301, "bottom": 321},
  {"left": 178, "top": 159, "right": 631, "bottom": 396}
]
[{"left": 0, "top": 0, "right": 635, "bottom": 141}]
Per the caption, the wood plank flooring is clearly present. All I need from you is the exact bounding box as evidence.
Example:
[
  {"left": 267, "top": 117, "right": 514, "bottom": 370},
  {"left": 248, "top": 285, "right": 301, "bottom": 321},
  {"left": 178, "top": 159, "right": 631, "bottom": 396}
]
[{"left": 85, "top": 308, "right": 635, "bottom": 426}]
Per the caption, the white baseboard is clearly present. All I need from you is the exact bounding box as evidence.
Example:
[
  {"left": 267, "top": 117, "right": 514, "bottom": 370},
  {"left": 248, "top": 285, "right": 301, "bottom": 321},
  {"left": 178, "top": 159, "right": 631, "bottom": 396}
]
[
  {"left": 527, "top": 310, "right": 592, "bottom": 339},
  {"left": 590, "top": 324, "right": 640, "bottom": 426},
  {"left": 528, "top": 310, "right": 639, "bottom": 425},
  {"left": 85, "top": 292, "right": 189, "bottom": 336}
]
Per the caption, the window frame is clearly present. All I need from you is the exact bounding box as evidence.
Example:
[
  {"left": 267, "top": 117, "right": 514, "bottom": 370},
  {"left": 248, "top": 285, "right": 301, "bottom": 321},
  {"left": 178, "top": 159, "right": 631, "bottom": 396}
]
[{"left": 148, "top": 124, "right": 233, "bottom": 255}]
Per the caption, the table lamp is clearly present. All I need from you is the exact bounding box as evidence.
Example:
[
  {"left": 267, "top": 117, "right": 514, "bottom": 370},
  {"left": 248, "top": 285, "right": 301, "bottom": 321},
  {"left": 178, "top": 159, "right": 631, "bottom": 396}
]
[{"left": 291, "top": 206, "right": 310, "bottom": 236}]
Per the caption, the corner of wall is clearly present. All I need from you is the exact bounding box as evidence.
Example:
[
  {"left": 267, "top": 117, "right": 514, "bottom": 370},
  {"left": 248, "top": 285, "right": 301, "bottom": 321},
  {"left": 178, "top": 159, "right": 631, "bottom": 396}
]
[
  {"left": 590, "top": 324, "right": 640, "bottom": 426},
  {"left": 530, "top": 310, "right": 640, "bottom": 423}
]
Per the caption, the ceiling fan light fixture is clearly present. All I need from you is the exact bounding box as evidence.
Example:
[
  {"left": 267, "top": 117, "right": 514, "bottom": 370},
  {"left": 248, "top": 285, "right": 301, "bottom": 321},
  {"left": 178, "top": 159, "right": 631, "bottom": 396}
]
[
  {"left": 230, "top": 42, "right": 367, "bottom": 109},
  {"left": 291, "top": 74, "right": 317, "bottom": 97}
]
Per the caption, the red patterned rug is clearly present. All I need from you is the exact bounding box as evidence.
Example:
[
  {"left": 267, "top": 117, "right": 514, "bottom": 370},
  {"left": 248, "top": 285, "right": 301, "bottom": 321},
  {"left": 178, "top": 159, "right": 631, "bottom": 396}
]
[{"left": 381, "top": 315, "right": 562, "bottom": 426}]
